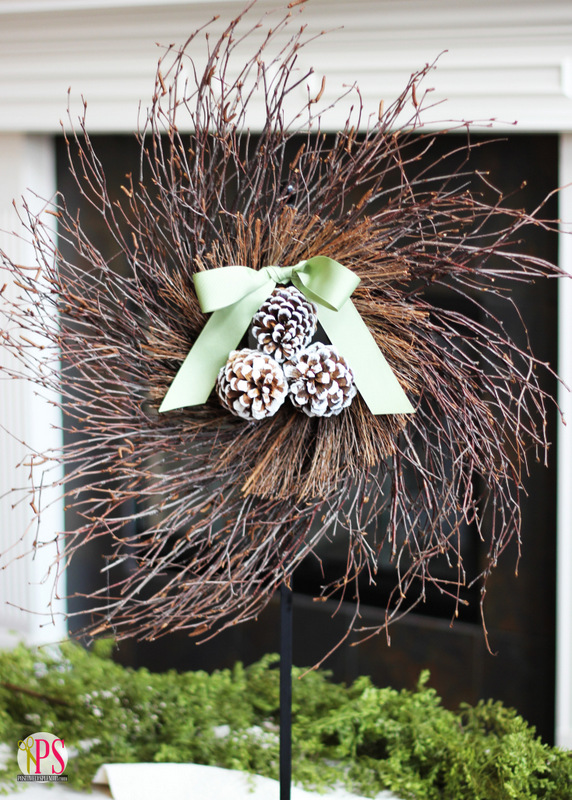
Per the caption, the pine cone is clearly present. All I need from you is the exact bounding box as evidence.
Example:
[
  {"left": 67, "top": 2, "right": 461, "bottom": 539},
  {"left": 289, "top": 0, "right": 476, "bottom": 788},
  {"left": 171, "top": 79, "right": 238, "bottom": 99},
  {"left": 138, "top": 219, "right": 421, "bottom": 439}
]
[
  {"left": 251, "top": 285, "right": 317, "bottom": 363},
  {"left": 284, "top": 343, "right": 357, "bottom": 417},
  {"left": 216, "top": 348, "right": 288, "bottom": 421}
]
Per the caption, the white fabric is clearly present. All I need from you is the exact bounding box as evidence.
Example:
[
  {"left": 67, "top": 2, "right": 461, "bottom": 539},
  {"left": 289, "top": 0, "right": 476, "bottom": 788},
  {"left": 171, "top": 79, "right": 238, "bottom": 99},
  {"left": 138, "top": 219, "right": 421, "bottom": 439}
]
[
  {"left": 0, "top": 761, "right": 401, "bottom": 799},
  {"left": 91, "top": 763, "right": 400, "bottom": 800},
  {"left": 0, "top": 784, "right": 108, "bottom": 799}
]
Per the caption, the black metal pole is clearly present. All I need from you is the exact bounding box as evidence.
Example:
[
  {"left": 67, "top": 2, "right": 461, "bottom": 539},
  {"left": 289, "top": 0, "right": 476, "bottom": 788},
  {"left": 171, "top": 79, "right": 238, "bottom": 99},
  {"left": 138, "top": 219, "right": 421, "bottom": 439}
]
[{"left": 279, "top": 583, "right": 293, "bottom": 800}]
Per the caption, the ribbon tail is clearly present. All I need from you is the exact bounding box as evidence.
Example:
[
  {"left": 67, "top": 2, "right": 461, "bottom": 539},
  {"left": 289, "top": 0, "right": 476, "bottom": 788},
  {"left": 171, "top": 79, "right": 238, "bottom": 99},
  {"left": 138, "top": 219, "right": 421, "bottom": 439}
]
[
  {"left": 159, "top": 282, "right": 275, "bottom": 413},
  {"left": 317, "top": 302, "right": 415, "bottom": 416}
]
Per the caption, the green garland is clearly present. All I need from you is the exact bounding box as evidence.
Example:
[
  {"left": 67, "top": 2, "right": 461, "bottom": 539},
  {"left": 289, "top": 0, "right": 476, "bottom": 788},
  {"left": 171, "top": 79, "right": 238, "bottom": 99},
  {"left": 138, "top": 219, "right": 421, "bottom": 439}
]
[{"left": 0, "top": 641, "right": 570, "bottom": 799}]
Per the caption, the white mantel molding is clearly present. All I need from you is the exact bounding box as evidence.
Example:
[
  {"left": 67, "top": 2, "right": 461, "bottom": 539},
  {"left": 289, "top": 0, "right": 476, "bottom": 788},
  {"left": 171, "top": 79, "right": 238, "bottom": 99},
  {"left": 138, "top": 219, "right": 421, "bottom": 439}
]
[
  {"left": 0, "top": 0, "right": 221, "bottom": 11},
  {"left": 0, "top": 0, "right": 572, "bottom": 134}
]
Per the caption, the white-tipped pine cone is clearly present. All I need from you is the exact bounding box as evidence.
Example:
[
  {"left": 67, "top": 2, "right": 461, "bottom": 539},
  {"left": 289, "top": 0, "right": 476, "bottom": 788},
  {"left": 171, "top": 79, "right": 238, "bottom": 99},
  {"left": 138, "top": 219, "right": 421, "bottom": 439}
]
[
  {"left": 216, "top": 348, "right": 288, "bottom": 421},
  {"left": 250, "top": 285, "right": 318, "bottom": 363},
  {"left": 284, "top": 343, "right": 357, "bottom": 417}
]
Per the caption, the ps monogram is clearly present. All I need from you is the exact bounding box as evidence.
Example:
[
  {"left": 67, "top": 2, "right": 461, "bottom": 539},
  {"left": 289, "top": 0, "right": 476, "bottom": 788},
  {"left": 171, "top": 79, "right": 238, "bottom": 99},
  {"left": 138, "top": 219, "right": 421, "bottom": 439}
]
[{"left": 17, "top": 732, "right": 68, "bottom": 778}]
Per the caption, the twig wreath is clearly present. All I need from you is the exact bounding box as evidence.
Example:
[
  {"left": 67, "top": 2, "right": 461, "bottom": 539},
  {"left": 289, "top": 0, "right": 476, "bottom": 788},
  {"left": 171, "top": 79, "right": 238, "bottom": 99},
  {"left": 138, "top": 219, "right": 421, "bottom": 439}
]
[{"left": 0, "top": 2, "right": 562, "bottom": 652}]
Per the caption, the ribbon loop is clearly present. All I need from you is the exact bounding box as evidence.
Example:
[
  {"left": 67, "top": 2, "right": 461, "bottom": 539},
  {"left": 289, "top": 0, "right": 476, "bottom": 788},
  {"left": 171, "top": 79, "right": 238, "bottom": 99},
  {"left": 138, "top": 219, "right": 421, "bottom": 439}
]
[
  {"left": 159, "top": 256, "right": 414, "bottom": 416},
  {"left": 194, "top": 266, "right": 272, "bottom": 314},
  {"left": 291, "top": 256, "right": 360, "bottom": 311},
  {"left": 264, "top": 265, "right": 293, "bottom": 284}
]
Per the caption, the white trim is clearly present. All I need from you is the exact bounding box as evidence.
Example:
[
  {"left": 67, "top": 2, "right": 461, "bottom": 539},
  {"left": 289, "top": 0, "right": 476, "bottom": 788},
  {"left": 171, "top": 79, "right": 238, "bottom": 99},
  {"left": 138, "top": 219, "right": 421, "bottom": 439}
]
[
  {"left": 0, "top": 134, "right": 66, "bottom": 646},
  {"left": 556, "top": 134, "right": 572, "bottom": 749},
  {"left": 1, "top": 0, "right": 572, "bottom": 134},
  {"left": 0, "top": 0, "right": 218, "bottom": 10}
]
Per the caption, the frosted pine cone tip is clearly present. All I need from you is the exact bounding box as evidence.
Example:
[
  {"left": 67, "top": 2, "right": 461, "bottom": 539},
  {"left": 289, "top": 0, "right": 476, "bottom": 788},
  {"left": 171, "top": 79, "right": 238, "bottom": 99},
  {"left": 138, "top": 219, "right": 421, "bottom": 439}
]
[
  {"left": 251, "top": 285, "right": 317, "bottom": 363},
  {"left": 284, "top": 343, "right": 357, "bottom": 417},
  {"left": 217, "top": 348, "right": 288, "bottom": 420}
]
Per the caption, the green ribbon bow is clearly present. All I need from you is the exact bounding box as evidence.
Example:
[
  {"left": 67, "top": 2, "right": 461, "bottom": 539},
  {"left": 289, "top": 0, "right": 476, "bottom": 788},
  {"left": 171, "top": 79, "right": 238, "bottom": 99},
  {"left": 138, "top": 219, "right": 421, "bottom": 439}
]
[{"left": 159, "top": 256, "right": 414, "bottom": 416}]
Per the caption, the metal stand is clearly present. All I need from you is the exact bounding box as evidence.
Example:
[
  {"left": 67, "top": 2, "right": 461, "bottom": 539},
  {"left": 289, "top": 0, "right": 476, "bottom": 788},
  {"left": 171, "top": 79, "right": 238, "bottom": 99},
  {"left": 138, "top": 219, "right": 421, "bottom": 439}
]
[{"left": 279, "top": 583, "right": 293, "bottom": 800}]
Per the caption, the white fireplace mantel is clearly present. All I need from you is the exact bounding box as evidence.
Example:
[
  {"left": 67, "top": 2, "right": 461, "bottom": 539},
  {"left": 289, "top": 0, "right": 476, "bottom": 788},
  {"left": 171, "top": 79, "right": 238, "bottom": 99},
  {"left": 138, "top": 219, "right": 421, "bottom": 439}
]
[
  {"left": 0, "top": 0, "right": 570, "bottom": 133},
  {"left": 1, "top": 0, "right": 572, "bottom": 747}
]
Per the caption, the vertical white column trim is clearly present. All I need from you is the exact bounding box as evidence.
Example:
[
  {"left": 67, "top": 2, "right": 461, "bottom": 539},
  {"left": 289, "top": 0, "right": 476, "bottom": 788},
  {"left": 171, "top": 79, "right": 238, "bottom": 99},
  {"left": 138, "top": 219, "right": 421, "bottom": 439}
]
[
  {"left": 0, "top": 133, "right": 66, "bottom": 647},
  {"left": 556, "top": 133, "right": 572, "bottom": 748}
]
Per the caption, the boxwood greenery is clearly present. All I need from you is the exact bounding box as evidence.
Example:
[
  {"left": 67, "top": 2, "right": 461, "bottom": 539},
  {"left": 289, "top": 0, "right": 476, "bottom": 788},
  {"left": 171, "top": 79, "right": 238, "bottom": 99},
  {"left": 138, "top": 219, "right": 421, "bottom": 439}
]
[{"left": 0, "top": 640, "right": 570, "bottom": 799}]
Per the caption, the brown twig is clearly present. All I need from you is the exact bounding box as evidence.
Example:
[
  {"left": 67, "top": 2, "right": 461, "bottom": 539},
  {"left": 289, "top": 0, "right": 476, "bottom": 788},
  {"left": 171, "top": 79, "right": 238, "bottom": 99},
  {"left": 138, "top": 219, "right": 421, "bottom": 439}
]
[{"left": 0, "top": 681, "right": 70, "bottom": 707}]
